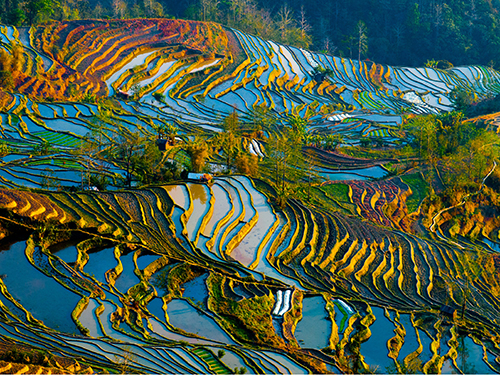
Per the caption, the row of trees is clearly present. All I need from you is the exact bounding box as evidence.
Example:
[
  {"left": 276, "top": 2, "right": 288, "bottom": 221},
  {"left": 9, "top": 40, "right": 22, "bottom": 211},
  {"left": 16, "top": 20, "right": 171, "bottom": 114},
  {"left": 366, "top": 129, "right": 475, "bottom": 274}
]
[
  {"left": 78, "top": 111, "right": 177, "bottom": 189},
  {"left": 184, "top": 110, "right": 260, "bottom": 176},
  {"left": 190, "top": 0, "right": 313, "bottom": 48},
  {"left": 0, "top": 0, "right": 164, "bottom": 25},
  {"left": 162, "top": 109, "right": 327, "bottom": 207},
  {"left": 1, "top": 0, "right": 59, "bottom": 25},
  {"left": 77, "top": 108, "right": 269, "bottom": 189}
]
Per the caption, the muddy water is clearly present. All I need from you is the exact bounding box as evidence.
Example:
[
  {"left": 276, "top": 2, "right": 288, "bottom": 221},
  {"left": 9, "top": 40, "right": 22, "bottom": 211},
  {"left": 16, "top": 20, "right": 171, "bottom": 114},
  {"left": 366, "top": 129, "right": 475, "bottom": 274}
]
[
  {"left": 164, "top": 184, "right": 190, "bottom": 210},
  {"left": 186, "top": 183, "right": 211, "bottom": 242}
]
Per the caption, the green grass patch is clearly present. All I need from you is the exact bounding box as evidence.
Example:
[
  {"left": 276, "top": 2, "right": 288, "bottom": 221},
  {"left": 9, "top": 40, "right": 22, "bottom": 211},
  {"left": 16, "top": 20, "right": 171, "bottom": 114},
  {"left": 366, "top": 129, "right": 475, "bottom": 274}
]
[
  {"left": 173, "top": 149, "right": 190, "bottom": 167},
  {"left": 297, "top": 184, "right": 357, "bottom": 216},
  {"left": 401, "top": 173, "right": 429, "bottom": 213},
  {"left": 341, "top": 146, "right": 401, "bottom": 160},
  {"left": 321, "top": 183, "right": 350, "bottom": 202},
  {"left": 191, "top": 347, "right": 230, "bottom": 374},
  {"left": 333, "top": 301, "right": 348, "bottom": 332},
  {"left": 33, "top": 131, "right": 81, "bottom": 147}
]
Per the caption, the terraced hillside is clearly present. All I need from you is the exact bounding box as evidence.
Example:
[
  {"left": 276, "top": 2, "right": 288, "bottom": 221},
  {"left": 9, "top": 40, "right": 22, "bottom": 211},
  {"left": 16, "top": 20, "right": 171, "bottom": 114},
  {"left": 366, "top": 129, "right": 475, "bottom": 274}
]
[
  {"left": 1, "top": 18, "right": 500, "bottom": 374},
  {"left": 0, "top": 175, "right": 498, "bottom": 373},
  {"left": 2, "top": 20, "right": 500, "bottom": 141}
]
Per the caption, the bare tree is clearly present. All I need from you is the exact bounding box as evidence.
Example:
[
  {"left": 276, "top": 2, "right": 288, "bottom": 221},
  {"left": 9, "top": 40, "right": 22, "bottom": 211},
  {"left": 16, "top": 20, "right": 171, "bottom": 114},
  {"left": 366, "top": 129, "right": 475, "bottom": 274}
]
[
  {"left": 112, "top": 0, "right": 126, "bottom": 18},
  {"left": 260, "top": 9, "right": 274, "bottom": 37},
  {"left": 433, "top": 4, "right": 443, "bottom": 41},
  {"left": 228, "top": 0, "right": 250, "bottom": 24},
  {"left": 277, "top": 3, "right": 294, "bottom": 41},
  {"left": 357, "top": 20, "right": 368, "bottom": 62},
  {"left": 299, "top": 5, "right": 311, "bottom": 42},
  {"left": 144, "top": 0, "right": 163, "bottom": 17},
  {"left": 229, "top": 0, "right": 239, "bottom": 24},
  {"left": 322, "top": 37, "right": 337, "bottom": 54},
  {"left": 393, "top": 22, "right": 405, "bottom": 58},
  {"left": 200, "top": 0, "right": 219, "bottom": 22}
]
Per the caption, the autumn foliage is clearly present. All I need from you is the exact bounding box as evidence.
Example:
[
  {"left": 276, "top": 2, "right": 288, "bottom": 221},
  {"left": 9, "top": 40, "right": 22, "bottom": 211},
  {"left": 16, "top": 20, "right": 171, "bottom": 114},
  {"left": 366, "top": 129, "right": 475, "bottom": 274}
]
[{"left": 3, "top": 19, "right": 229, "bottom": 103}]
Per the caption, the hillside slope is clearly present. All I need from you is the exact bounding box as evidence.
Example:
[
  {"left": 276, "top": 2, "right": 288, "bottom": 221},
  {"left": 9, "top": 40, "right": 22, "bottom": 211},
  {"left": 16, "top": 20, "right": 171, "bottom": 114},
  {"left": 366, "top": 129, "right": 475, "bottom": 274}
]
[{"left": 1, "top": 19, "right": 500, "bottom": 374}]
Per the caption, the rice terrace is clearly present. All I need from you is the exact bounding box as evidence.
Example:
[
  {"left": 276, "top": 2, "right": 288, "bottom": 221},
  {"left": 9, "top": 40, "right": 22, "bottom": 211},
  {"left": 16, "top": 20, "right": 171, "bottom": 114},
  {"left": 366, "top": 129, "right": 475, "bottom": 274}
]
[{"left": 1, "top": 11, "right": 500, "bottom": 374}]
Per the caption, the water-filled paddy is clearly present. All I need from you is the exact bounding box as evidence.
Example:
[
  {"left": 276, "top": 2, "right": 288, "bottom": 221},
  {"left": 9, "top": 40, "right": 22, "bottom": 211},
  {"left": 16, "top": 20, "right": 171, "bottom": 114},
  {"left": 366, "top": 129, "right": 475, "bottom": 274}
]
[
  {"left": 50, "top": 243, "right": 78, "bottom": 264},
  {"left": 78, "top": 298, "right": 104, "bottom": 337},
  {"left": 164, "top": 184, "right": 190, "bottom": 209},
  {"left": 263, "top": 351, "right": 310, "bottom": 374},
  {"left": 396, "top": 314, "right": 420, "bottom": 361},
  {"left": 417, "top": 329, "right": 434, "bottom": 363},
  {"left": 166, "top": 298, "right": 235, "bottom": 344},
  {"left": 316, "top": 165, "right": 388, "bottom": 181},
  {"left": 181, "top": 273, "right": 209, "bottom": 307},
  {"left": 138, "top": 60, "right": 177, "bottom": 88},
  {"left": 114, "top": 250, "right": 139, "bottom": 292},
  {"left": 105, "top": 50, "right": 159, "bottom": 94},
  {"left": 454, "top": 336, "right": 492, "bottom": 374},
  {"left": 83, "top": 247, "right": 117, "bottom": 283},
  {"left": 42, "top": 118, "right": 90, "bottom": 136},
  {"left": 295, "top": 296, "right": 330, "bottom": 349},
  {"left": 0, "top": 241, "right": 81, "bottom": 334},
  {"left": 59, "top": 103, "right": 79, "bottom": 118},
  {"left": 229, "top": 176, "right": 277, "bottom": 268},
  {"left": 202, "top": 183, "right": 231, "bottom": 236},
  {"left": 136, "top": 253, "right": 161, "bottom": 270},
  {"left": 359, "top": 307, "right": 395, "bottom": 369},
  {"left": 185, "top": 183, "right": 211, "bottom": 242}
]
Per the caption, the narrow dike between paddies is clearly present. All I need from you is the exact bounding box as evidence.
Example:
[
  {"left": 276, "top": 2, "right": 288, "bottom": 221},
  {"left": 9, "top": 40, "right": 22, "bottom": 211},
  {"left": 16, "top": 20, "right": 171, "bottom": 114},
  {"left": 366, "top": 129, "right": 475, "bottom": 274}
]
[
  {"left": 196, "top": 182, "right": 234, "bottom": 263},
  {"left": 208, "top": 179, "right": 245, "bottom": 260},
  {"left": 163, "top": 298, "right": 236, "bottom": 345},
  {"left": 163, "top": 184, "right": 195, "bottom": 252},
  {"left": 104, "top": 50, "right": 159, "bottom": 95},
  {"left": 226, "top": 176, "right": 279, "bottom": 270},
  {"left": 219, "top": 177, "right": 258, "bottom": 264},
  {"left": 184, "top": 183, "right": 213, "bottom": 244},
  {"left": 253, "top": 209, "right": 304, "bottom": 289},
  {"left": 202, "top": 183, "right": 232, "bottom": 238}
]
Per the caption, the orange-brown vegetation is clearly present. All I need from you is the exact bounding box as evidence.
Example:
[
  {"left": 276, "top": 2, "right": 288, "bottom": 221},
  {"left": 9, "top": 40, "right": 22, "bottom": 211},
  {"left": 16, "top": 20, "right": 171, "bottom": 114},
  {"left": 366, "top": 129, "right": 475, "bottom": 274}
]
[
  {"left": 0, "top": 189, "right": 73, "bottom": 224},
  {"left": 0, "top": 342, "right": 93, "bottom": 374},
  {"left": 368, "top": 63, "right": 387, "bottom": 90},
  {"left": 0, "top": 89, "right": 16, "bottom": 112},
  {"left": 3, "top": 19, "right": 229, "bottom": 102},
  {"left": 421, "top": 185, "right": 500, "bottom": 240},
  {"left": 326, "top": 178, "right": 415, "bottom": 231}
]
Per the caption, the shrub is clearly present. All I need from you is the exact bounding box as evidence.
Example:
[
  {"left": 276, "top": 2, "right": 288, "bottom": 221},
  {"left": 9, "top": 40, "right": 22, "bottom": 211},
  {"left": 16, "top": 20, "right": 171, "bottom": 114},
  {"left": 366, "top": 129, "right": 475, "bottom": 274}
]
[
  {"left": 0, "top": 143, "right": 12, "bottom": 157},
  {"left": 0, "top": 71, "right": 14, "bottom": 91},
  {"left": 153, "top": 92, "right": 166, "bottom": 103}
]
